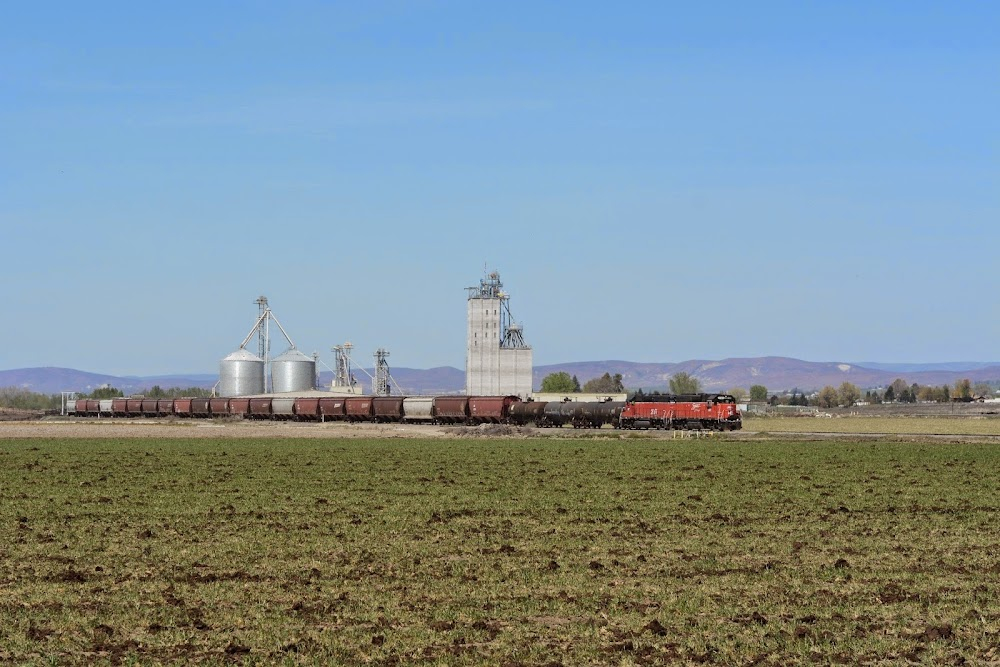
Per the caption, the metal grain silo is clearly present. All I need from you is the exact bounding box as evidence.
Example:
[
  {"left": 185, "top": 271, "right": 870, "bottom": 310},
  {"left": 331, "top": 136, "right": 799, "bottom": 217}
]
[
  {"left": 271, "top": 348, "right": 315, "bottom": 393},
  {"left": 219, "top": 348, "right": 265, "bottom": 397}
]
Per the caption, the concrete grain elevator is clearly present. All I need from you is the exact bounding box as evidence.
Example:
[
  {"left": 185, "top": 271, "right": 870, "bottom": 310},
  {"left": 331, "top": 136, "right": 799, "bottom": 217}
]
[{"left": 466, "top": 271, "right": 532, "bottom": 398}]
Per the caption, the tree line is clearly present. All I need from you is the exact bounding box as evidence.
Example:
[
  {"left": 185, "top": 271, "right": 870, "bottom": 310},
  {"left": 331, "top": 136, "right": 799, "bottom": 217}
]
[
  {"left": 0, "top": 388, "right": 62, "bottom": 412},
  {"left": 539, "top": 371, "right": 704, "bottom": 396},
  {"left": 537, "top": 371, "right": 995, "bottom": 409},
  {"left": 0, "top": 385, "right": 214, "bottom": 411},
  {"left": 539, "top": 371, "right": 626, "bottom": 394},
  {"left": 539, "top": 371, "right": 767, "bottom": 401},
  {"left": 772, "top": 378, "right": 993, "bottom": 408}
]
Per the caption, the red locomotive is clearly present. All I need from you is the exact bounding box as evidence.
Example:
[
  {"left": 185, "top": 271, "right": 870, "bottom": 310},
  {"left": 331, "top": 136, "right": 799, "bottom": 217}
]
[{"left": 618, "top": 394, "right": 742, "bottom": 431}]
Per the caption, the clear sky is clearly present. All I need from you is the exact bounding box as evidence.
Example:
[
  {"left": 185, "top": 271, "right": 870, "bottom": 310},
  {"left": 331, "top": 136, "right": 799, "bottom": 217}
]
[{"left": 2, "top": 1, "right": 997, "bottom": 375}]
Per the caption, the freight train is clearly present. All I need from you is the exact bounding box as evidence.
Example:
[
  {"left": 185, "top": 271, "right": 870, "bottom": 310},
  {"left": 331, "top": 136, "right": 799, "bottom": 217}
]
[{"left": 66, "top": 394, "right": 742, "bottom": 430}]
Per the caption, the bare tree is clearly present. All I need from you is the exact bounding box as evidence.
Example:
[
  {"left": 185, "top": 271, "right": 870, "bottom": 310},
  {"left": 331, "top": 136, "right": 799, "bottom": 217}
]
[
  {"left": 838, "top": 382, "right": 861, "bottom": 407},
  {"left": 817, "top": 386, "right": 839, "bottom": 408},
  {"left": 728, "top": 387, "right": 748, "bottom": 403},
  {"left": 954, "top": 378, "right": 973, "bottom": 400},
  {"left": 890, "top": 378, "right": 909, "bottom": 397},
  {"left": 973, "top": 382, "right": 993, "bottom": 398}
]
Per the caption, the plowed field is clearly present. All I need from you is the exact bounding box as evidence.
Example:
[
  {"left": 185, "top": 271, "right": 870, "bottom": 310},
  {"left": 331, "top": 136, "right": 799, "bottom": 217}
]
[{"left": 1, "top": 437, "right": 998, "bottom": 665}]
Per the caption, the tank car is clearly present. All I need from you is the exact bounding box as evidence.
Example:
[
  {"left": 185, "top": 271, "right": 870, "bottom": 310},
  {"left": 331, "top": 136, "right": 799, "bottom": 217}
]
[
  {"left": 573, "top": 401, "right": 626, "bottom": 428},
  {"left": 509, "top": 400, "right": 547, "bottom": 426},
  {"left": 541, "top": 401, "right": 577, "bottom": 427}
]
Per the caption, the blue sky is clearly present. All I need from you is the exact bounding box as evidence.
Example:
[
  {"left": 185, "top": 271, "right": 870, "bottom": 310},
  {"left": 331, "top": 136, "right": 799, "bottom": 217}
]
[{"left": 2, "top": 1, "right": 997, "bottom": 375}]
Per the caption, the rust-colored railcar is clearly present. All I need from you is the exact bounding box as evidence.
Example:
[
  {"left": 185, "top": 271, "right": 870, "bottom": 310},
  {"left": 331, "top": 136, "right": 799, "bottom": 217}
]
[
  {"left": 294, "top": 397, "right": 320, "bottom": 420},
  {"left": 191, "top": 398, "right": 211, "bottom": 417},
  {"left": 345, "top": 397, "right": 373, "bottom": 422},
  {"left": 372, "top": 397, "right": 405, "bottom": 422},
  {"left": 229, "top": 398, "right": 250, "bottom": 417},
  {"left": 433, "top": 396, "right": 469, "bottom": 424},
  {"left": 318, "top": 397, "right": 347, "bottom": 420},
  {"left": 468, "top": 395, "right": 519, "bottom": 424},
  {"left": 249, "top": 398, "right": 273, "bottom": 418}
]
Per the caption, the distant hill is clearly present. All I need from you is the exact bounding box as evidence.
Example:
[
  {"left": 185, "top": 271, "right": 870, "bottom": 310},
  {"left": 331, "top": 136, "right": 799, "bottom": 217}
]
[
  {"left": 0, "top": 366, "right": 465, "bottom": 396},
  {"left": 4, "top": 358, "right": 1000, "bottom": 395},
  {"left": 534, "top": 357, "right": 1000, "bottom": 393},
  {"left": 850, "top": 361, "right": 1000, "bottom": 373},
  {"left": 0, "top": 368, "right": 218, "bottom": 395},
  {"left": 317, "top": 367, "right": 465, "bottom": 395}
]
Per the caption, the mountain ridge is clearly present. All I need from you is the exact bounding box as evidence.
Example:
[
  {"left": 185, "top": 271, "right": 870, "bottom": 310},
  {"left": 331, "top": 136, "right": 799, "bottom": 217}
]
[{"left": 3, "top": 358, "right": 1000, "bottom": 395}]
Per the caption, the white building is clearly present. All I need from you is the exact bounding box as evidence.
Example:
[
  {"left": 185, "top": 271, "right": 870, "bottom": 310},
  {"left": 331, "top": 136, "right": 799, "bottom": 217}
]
[{"left": 466, "top": 271, "right": 533, "bottom": 398}]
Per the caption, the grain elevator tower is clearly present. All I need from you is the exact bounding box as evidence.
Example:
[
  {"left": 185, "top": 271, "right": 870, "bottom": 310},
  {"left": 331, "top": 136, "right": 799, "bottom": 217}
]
[{"left": 466, "top": 270, "right": 532, "bottom": 398}]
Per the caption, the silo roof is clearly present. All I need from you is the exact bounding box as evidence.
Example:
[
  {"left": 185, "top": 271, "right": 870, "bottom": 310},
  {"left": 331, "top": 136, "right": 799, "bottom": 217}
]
[
  {"left": 222, "top": 348, "right": 264, "bottom": 362},
  {"left": 273, "top": 348, "right": 313, "bottom": 362}
]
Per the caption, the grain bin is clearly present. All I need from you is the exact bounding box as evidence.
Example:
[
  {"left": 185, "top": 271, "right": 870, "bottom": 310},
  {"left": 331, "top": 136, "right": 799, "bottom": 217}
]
[
  {"left": 219, "top": 348, "right": 265, "bottom": 397},
  {"left": 271, "top": 347, "right": 315, "bottom": 393}
]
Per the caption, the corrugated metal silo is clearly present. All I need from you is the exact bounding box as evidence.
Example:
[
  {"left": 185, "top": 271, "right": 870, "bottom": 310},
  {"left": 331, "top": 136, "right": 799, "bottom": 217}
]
[
  {"left": 271, "top": 348, "right": 315, "bottom": 393},
  {"left": 219, "top": 348, "right": 265, "bottom": 397}
]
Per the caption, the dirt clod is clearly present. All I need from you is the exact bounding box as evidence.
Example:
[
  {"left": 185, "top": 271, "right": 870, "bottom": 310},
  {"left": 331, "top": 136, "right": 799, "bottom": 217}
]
[
  {"left": 644, "top": 619, "right": 668, "bottom": 636},
  {"left": 924, "top": 623, "right": 954, "bottom": 641}
]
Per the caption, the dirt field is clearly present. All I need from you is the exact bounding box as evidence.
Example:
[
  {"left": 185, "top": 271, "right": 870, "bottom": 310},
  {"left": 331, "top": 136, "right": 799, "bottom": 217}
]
[{"left": 2, "top": 434, "right": 998, "bottom": 665}]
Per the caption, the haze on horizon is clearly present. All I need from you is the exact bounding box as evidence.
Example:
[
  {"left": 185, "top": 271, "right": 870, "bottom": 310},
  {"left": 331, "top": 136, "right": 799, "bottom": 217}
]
[{"left": 3, "top": 2, "right": 997, "bottom": 376}]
